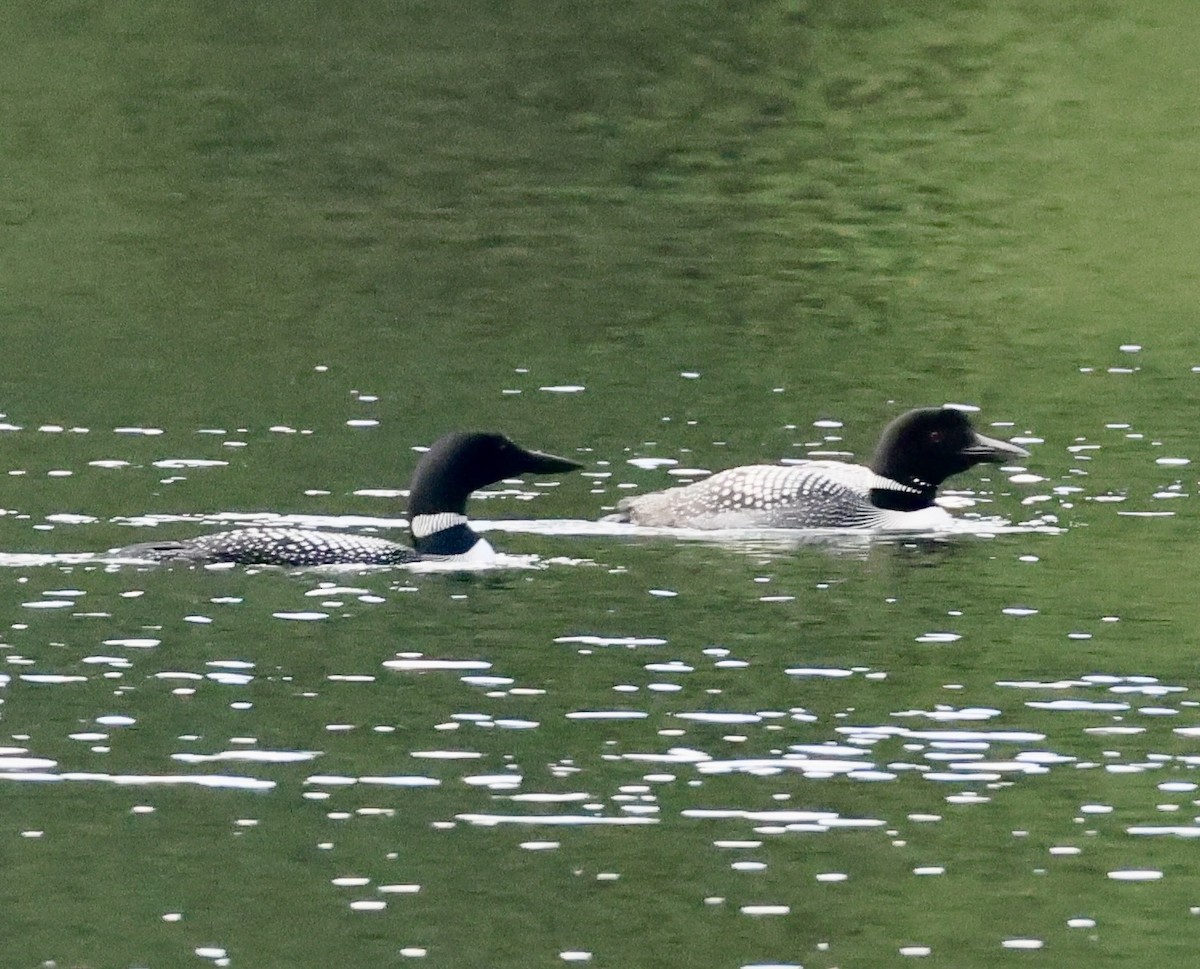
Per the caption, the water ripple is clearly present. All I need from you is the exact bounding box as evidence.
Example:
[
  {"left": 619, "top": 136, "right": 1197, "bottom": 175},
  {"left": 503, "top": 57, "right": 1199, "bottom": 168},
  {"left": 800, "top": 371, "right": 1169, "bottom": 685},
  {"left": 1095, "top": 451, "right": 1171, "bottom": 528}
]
[
  {"left": 0, "top": 772, "right": 274, "bottom": 790},
  {"left": 172, "top": 750, "right": 319, "bottom": 764},
  {"left": 456, "top": 813, "right": 656, "bottom": 827}
]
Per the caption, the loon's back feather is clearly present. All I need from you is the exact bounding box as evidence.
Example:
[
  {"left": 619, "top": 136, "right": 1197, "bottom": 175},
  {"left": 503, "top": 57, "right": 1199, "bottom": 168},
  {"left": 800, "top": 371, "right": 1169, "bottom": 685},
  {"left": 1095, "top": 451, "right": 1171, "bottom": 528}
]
[
  {"left": 615, "top": 463, "right": 901, "bottom": 529},
  {"left": 117, "top": 528, "right": 417, "bottom": 566}
]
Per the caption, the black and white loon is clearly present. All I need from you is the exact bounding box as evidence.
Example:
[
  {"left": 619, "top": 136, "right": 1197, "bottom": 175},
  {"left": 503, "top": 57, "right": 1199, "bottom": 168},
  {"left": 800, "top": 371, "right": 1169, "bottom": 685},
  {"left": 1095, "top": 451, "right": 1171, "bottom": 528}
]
[
  {"left": 113, "top": 431, "right": 582, "bottom": 566},
  {"left": 610, "top": 407, "right": 1030, "bottom": 530}
]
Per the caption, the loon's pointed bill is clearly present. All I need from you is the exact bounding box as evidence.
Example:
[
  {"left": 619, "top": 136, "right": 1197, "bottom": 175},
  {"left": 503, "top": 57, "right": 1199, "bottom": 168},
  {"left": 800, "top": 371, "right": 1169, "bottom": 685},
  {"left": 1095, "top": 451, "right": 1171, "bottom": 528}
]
[
  {"left": 112, "top": 430, "right": 581, "bottom": 566},
  {"left": 960, "top": 430, "right": 1030, "bottom": 462},
  {"left": 517, "top": 448, "right": 584, "bottom": 474},
  {"left": 611, "top": 407, "right": 1031, "bottom": 530}
]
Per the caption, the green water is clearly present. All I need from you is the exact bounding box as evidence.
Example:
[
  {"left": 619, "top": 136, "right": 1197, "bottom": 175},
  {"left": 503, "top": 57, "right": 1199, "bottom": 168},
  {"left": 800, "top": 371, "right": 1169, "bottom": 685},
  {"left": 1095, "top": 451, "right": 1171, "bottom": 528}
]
[{"left": 4, "top": 1, "right": 1200, "bottom": 967}]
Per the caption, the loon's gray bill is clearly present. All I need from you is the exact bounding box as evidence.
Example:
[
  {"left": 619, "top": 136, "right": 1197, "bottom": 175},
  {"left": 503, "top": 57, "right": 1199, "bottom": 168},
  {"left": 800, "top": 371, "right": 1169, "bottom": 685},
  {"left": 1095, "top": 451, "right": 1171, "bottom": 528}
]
[
  {"left": 962, "top": 432, "right": 1030, "bottom": 462},
  {"left": 521, "top": 448, "right": 584, "bottom": 474}
]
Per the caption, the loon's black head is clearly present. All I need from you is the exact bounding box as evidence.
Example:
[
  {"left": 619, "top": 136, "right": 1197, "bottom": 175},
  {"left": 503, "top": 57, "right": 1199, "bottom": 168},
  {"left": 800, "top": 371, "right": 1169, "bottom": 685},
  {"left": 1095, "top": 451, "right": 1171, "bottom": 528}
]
[
  {"left": 406, "top": 431, "right": 582, "bottom": 554},
  {"left": 868, "top": 407, "right": 1030, "bottom": 511}
]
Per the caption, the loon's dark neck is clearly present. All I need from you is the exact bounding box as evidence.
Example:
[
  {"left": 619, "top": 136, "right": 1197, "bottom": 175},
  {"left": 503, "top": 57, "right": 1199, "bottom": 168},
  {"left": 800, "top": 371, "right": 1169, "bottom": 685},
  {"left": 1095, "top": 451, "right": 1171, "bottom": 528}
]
[
  {"left": 407, "top": 484, "right": 471, "bottom": 521},
  {"left": 405, "top": 454, "right": 475, "bottom": 556},
  {"left": 404, "top": 436, "right": 487, "bottom": 528}
]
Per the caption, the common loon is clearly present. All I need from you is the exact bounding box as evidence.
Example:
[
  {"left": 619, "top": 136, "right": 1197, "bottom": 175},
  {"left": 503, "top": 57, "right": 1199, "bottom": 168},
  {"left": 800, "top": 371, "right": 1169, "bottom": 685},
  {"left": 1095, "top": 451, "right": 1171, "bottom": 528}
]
[
  {"left": 610, "top": 408, "right": 1030, "bottom": 530},
  {"left": 114, "top": 431, "right": 582, "bottom": 566}
]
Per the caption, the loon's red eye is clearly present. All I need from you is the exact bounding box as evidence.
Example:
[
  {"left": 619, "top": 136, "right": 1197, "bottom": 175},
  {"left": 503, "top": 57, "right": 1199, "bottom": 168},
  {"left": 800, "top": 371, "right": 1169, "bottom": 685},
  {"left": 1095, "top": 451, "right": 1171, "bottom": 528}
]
[{"left": 929, "top": 430, "right": 943, "bottom": 444}]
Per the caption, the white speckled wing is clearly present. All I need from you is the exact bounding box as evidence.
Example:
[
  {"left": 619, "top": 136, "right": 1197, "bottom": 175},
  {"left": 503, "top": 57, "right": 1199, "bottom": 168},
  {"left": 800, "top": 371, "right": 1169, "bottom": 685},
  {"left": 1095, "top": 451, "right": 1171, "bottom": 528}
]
[{"left": 617, "top": 462, "right": 900, "bottom": 529}]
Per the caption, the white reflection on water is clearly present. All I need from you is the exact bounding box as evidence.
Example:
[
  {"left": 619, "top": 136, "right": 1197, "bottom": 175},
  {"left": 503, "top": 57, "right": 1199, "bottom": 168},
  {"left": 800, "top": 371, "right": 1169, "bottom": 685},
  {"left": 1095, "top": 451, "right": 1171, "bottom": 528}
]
[
  {"left": 1026, "top": 700, "right": 1129, "bottom": 711},
  {"left": 0, "top": 771, "right": 274, "bottom": 790},
  {"left": 0, "top": 553, "right": 99, "bottom": 567},
  {"left": 1108, "top": 869, "right": 1164, "bottom": 881},
  {"left": 456, "top": 813, "right": 656, "bottom": 826},
  {"left": 556, "top": 635, "right": 667, "bottom": 648},
  {"left": 677, "top": 712, "right": 763, "bottom": 724},
  {"left": 0, "top": 755, "right": 56, "bottom": 769},
  {"left": 105, "top": 637, "right": 161, "bottom": 648},
  {"left": 18, "top": 674, "right": 87, "bottom": 684},
  {"left": 1001, "top": 939, "right": 1044, "bottom": 950},
  {"left": 153, "top": 459, "right": 229, "bottom": 469},
  {"left": 739, "top": 905, "right": 790, "bottom": 916},
  {"left": 384, "top": 657, "right": 492, "bottom": 672},
  {"left": 999, "top": 674, "right": 1184, "bottom": 697},
  {"left": 1, "top": 513, "right": 1061, "bottom": 571},
  {"left": 893, "top": 707, "right": 1001, "bottom": 721},
  {"left": 741, "top": 961, "right": 801, "bottom": 969},
  {"left": 466, "top": 774, "right": 520, "bottom": 790},
  {"left": 172, "top": 750, "right": 319, "bottom": 764},
  {"left": 304, "top": 774, "right": 441, "bottom": 788},
  {"left": 484, "top": 516, "right": 1062, "bottom": 547},
  {"left": 622, "top": 748, "right": 709, "bottom": 764},
  {"left": 565, "top": 711, "right": 649, "bottom": 721},
  {"left": 934, "top": 761, "right": 1050, "bottom": 776},
  {"left": 696, "top": 757, "right": 874, "bottom": 777},
  {"left": 684, "top": 809, "right": 884, "bottom": 830},
  {"left": 785, "top": 667, "right": 856, "bottom": 678},
  {"left": 836, "top": 727, "right": 1045, "bottom": 742}
]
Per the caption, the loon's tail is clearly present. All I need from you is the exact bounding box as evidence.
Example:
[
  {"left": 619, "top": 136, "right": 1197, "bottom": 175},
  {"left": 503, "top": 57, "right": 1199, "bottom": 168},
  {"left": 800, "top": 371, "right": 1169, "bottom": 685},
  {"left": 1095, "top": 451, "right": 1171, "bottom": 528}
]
[
  {"left": 600, "top": 509, "right": 632, "bottom": 523},
  {"left": 110, "top": 540, "right": 208, "bottom": 563},
  {"left": 602, "top": 493, "right": 679, "bottom": 526}
]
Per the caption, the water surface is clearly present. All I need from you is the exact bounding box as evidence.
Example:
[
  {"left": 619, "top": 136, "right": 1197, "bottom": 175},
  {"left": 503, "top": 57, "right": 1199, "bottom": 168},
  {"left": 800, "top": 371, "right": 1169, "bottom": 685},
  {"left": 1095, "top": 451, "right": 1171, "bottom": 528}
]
[{"left": 5, "top": 2, "right": 1200, "bottom": 968}]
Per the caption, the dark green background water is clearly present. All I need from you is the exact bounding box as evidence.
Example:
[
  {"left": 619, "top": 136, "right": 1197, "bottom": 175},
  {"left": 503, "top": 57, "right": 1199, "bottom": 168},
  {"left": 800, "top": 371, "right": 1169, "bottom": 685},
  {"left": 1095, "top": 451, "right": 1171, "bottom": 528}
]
[{"left": 4, "top": 1, "right": 1200, "bottom": 967}]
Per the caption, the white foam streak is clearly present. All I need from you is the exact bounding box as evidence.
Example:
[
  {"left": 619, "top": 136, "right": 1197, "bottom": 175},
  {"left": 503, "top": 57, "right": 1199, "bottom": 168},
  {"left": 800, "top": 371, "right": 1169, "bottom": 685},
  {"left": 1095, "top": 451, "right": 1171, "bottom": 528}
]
[{"left": 457, "top": 813, "right": 656, "bottom": 826}]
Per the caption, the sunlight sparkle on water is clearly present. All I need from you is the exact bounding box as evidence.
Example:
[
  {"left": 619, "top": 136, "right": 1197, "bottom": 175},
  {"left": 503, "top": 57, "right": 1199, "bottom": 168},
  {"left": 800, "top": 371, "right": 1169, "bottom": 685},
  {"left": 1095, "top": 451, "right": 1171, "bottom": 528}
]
[
  {"left": 740, "top": 905, "right": 790, "bottom": 916},
  {"left": 457, "top": 813, "right": 655, "bottom": 826},
  {"left": 384, "top": 658, "right": 492, "bottom": 671}
]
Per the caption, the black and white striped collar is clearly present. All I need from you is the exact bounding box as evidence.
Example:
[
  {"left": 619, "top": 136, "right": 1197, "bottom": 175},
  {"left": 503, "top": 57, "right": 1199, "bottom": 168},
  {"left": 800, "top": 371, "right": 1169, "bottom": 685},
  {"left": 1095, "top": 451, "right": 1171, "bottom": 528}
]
[
  {"left": 410, "top": 512, "right": 479, "bottom": 556},
  {"left": 867, "top": 473, "right": 924, "bottom": 495},
  {"left": 410, "top": 512, "right": 469, "bottom": 539}
]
